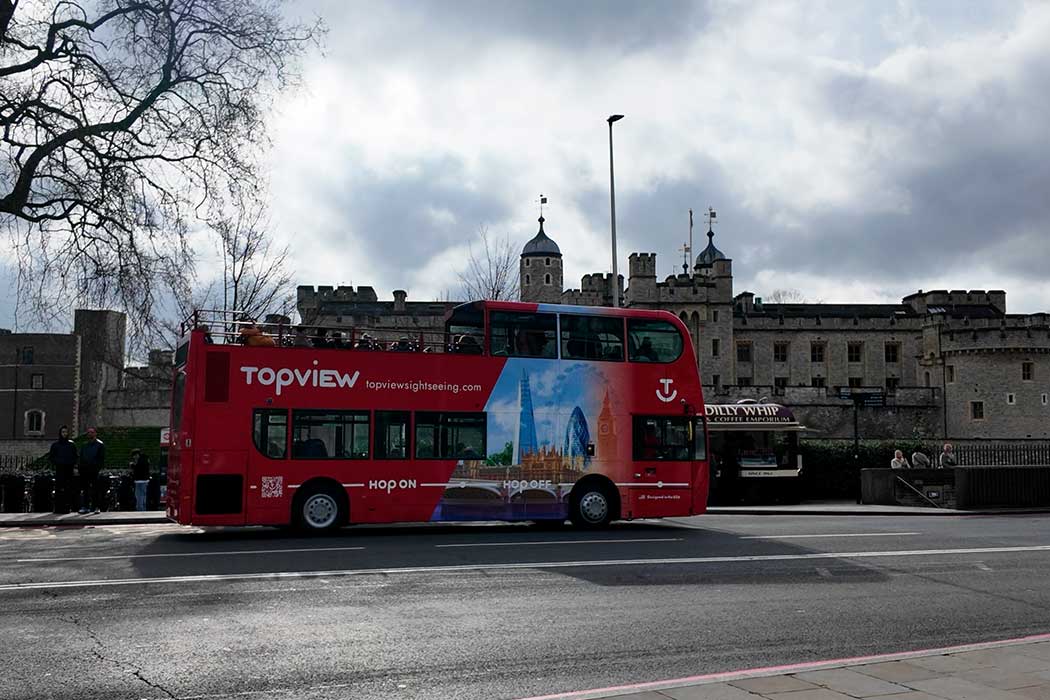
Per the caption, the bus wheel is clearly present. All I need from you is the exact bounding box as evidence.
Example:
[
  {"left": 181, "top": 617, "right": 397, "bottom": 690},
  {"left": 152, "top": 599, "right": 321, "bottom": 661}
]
[
  {"left": 570, "top": 484, "right": 614, "bottom": 528},
  {"left": 295, "top": 484, "right": 345, "bottom": 533}
]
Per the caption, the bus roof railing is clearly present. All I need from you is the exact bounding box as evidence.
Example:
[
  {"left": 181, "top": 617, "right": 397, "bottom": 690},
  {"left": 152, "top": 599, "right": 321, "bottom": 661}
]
[{"left": 181, "top": 308, "right": 466, "bottom": 354}]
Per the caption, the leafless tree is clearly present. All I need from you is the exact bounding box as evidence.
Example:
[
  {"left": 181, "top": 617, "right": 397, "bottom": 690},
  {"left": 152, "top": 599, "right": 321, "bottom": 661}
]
[
  {"left": 0, "top": 0, "right": 321, "bottom": 340},
  {"left": 457, "top": 225, "right": 520, "bottom": 301},
  {"left": 212, "top": 190, "right": 294, "bottom": 326},
  {"left": 764, "top": 288, "right": 809, "bottom": 303}
]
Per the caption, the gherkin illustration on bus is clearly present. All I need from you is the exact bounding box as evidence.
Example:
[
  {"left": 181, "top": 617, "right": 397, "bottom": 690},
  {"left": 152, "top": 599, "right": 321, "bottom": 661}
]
[{"left": 167, "top": 300, "right": 710, "bottom": 531}]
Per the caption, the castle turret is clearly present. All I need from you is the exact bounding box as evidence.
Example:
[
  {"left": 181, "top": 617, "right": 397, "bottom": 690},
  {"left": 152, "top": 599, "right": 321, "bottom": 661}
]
[{"left": 520, "top": 216, "right": 563, "bottom": 303}]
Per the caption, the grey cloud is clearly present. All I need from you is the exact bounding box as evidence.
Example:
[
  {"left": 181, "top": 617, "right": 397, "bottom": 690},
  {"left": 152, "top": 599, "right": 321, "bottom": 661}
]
[{"left": 316, "top": 153, "right": 512, "bottom": 290}]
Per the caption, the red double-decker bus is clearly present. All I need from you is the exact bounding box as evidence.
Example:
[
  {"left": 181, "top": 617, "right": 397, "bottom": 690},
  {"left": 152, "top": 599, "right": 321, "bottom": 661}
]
[{"left": 166, "top": 300, "right": 709, "bottom": 531}]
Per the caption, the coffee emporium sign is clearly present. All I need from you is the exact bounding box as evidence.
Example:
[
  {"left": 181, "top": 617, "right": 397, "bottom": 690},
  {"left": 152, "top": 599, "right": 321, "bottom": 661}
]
[{"left": 705, "top": 403, "right": 798, "bottom": 425}]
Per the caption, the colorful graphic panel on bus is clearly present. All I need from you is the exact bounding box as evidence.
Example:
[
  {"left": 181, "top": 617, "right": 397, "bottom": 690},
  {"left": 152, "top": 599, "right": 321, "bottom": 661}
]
[{"left": 432, "top": 358, "right": 627, "bottom": 521}]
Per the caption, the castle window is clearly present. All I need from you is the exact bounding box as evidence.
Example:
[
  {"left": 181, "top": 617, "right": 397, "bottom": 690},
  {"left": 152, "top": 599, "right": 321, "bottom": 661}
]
[
  {"left": 971, "top": 401, "right": 984, "bottom": 420},
  {"left": 810, "top": 342, "right": 825, "bottom": 363},
  {"left": 737, "top": 377, "right": 753, "bottom": 387},
  {"left": 811, "top": 376, "right": 826, "bottom": 388},
  {"left": 947, "top": 365, "right": 955, "bottom": 383},
  {"left": 31, "top": 374, "right": 43, "bottom": 389},
  {"left": 1007, "top": 393, "right": 1016, "bottom": 405},
  {"left": 24, "top": 409, "right": 45, "bottom": 436},
  {"left": 924, "top": 371, "right": 930, "bottom": 387},
  {"left": 525, "top": 274, "right": 531, "bottom": 285},
  {"left": 712, "top": 310, "right": 719, "bottom": 323},
  {"left": 711, "top": 338, "right": 720, "bottom": 357},
  {"left": 886, "top": 377, "right": 899, "bottom": 394},
  {"left": 524, "top": 258, "right": 531, "bottom": 267},
  {"left": 712, "top": 374, "right": 720, "bottom": 389},
  {"left": 545, "top": 257, "right": 551, "bottom": 266},
  {"left": 885, "top": 342, "right": 900, "bottom": 364},
  {"left": 773, "top": 342, "right": 789, "bottom": 363},
  {"left": 848, "top": 377, "right": 863, "bottom": 388},
  {"left": 544, "top": 273, "right": 551, "bottom": 285},
  {"left": 848, "top": 342, "right": 863, "bottom": 363},
  {"left": 774, "top": 377, "right": 788, "bottom": 395},
  {"left": 736, "top": 342, "right": 752, "bottom": 363},
  {"left": 1042, "top": 393, "right": 1048, "bottom": 406},
  {"left": 1022, "top": 362, "right": 1034, "bottom": 381},
  {"left": 22, "top": 347, "right": 34, "bottom": 365}
]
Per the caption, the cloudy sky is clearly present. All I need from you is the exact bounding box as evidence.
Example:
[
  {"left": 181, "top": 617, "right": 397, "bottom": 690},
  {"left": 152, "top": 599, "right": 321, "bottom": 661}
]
[{"left": 3, "top": 0, "right": 1049, "bottom": 330}]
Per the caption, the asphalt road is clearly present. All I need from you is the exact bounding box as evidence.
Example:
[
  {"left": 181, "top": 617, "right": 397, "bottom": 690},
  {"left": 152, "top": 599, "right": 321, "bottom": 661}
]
[{"left": 4, "top": 514, "right": 1050, "bottom": 700}]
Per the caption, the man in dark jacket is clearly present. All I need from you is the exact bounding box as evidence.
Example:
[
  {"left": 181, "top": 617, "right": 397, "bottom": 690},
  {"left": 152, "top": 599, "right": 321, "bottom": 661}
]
[
  {"left": 49, "top": 426, "right": 78, "bottom": 513},
  {"left": 78, "top": 428, "right": 105, "bottom": 514}
]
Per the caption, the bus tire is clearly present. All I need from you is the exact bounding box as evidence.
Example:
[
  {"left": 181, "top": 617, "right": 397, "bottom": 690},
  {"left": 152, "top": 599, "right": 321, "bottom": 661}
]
[
  {"left": 293, "top": 482, "right": 347, "bottom": 533},
  {"left": 569, "top": 480, "right": 617, "bottom": 529}
]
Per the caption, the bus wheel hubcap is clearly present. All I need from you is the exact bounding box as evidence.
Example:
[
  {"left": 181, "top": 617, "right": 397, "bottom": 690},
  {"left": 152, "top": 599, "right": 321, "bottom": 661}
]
[
  {"left": 579, "top": 492, "right": 608, "bottom": 523},
  {"left": 304, "top": 494, "right": 338, "bottom": 528}
]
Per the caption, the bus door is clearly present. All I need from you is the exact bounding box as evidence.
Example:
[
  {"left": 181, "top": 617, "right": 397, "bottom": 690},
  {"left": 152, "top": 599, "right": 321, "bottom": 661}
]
[
  {"left": 246, "top": 408, "right": 290, "bottom": 525},
  {"left": 629, "top": 415, "right": 695, "bottom": 518}
]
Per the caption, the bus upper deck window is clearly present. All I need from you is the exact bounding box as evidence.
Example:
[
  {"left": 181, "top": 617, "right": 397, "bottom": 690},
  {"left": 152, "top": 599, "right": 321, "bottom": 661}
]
[
  {"left": 561, "top": 314, "right": 625, "bottom": 361},
  {"left": 489, "top": 311, "right": 557, "bottom": 358},
  {"left": 627, "top": 319, "right": 683, "bottom": 363}
]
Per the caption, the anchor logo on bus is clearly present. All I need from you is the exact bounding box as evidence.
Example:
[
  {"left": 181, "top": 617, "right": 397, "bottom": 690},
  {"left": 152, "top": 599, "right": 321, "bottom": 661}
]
[{"left": 656, "top": 378, "right": 678, "bottom": 403}]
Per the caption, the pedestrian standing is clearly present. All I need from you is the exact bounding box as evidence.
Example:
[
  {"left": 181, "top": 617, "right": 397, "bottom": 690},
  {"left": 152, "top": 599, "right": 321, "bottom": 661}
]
[
  {"left": 939, "top": 443, "right": 957, "bottom": 469},
  {"left": 890, "top": 450, "right": 910, "bottom": 469},
  {"left": 48, "top": 426, "right": 78, "bottom": 513},
  {"left": 130, "top": 449, "right": 151, "bottom": 511},
  {"left": 78, "top": 428, "right": 105, "bottom": 514}
]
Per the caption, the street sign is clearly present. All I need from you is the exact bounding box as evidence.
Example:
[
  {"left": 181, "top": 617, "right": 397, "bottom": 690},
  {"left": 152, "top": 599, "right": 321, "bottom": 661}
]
[{"left": 838, "top": 387, "right": 885, "bottom": 407}]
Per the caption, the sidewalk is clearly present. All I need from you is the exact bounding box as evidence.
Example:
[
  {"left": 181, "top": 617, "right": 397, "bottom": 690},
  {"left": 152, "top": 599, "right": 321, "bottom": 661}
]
[
  {"left": 2, "top": 502, "right": 1050, "bottom": 527},
  {"left": 0, "top": 510, "right": 168, "bottom": 526},
  {"left": 521, "top": 633, "right": 1050, "bottom": 700}
]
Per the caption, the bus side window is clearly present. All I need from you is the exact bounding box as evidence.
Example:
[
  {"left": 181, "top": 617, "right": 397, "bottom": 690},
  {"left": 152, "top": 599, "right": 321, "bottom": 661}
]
[
  {"left": 376, "top": 411, "right": 410, "bottom": 460},
  {"left": 632, "top": 416, "right": 694, "bottom": 460},
  {"left": 415, "top": 412, "right": 486, "bottom": 459},
  {"left": 253, "top": 409, "right": 288, "bottom": 459},
  {"left": 489, "top": 311, "right": 557, "bottom": 359},
  {"left": 626, "top": 319, "right": 684, "bottom": 363},
  {"left": 561, "top": 314, "right": 625, "bottom": 361},
  {"left": 291, "top": 410, "right": 370, "bottom": 460}
]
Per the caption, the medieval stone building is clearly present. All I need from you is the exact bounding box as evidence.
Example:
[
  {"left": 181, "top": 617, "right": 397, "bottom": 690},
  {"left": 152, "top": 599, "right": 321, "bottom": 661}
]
[{"left": 297, "top": 215, "right": 1050, "bottom": 440}]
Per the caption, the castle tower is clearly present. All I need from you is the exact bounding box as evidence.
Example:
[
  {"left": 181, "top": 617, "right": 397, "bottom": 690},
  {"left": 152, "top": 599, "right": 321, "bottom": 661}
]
[{"left": 520, "top": 216, "right": 563, "bottom": 303}]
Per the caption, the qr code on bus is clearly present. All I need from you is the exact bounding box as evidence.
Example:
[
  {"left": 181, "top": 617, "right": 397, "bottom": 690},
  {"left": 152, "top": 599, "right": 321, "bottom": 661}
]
[{"left": 261, "top": 476, "right": 283, "bottom": 499}]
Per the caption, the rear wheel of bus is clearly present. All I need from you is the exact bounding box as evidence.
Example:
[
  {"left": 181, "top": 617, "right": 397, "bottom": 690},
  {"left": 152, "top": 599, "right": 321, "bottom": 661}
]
[
  {"left": 569, "top": 479, "right": 618, "bottom": 529},
  {"left": 293, "top": 482, "right": 347, "bottom": 533}
]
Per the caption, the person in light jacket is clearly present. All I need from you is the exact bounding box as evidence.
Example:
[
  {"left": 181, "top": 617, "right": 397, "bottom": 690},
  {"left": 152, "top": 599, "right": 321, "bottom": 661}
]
[
  {"left": 939, "top": 443, "right": 957, "bottom": 469},
  {"left": 890, "top": 450, "right": 910, "bottom": 469}
]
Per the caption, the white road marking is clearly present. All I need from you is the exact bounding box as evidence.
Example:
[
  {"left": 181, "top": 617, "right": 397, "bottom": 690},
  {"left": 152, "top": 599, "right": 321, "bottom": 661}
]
[
  {"left": 7, "top": 542, "right": 1050, "bottom": 592},
  {"left": 815, "top": 567, "right": 833, "bottom": 578},
  {"left": 16, "top": 545, "right": 365, "bottom": 563},
  {"left": 740, "top": 532, "right": 921, "bottom": 540},
  {"left": 435, "top": 538, "right": 683, "bottom": 548},
  {"left": 976, "top": 561, "right": 993, "bottom": 571}
]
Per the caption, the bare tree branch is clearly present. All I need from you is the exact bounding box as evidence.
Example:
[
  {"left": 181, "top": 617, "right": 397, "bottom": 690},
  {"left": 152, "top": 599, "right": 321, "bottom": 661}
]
[
  {"left": 457, "top": 225, "right": 520, "bottom": 301},
  {"left": 0, "top": 0, "right": 322, "bottom": 344}
]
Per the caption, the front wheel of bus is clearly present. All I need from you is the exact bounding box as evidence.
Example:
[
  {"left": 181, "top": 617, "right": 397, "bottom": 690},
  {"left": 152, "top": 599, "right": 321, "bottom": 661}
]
[
  {"left": 295, "top": 484, "right": 346, "bottom": 533},
  {"left": 570, "top": 484, "right": 614, "bottom": 528}
]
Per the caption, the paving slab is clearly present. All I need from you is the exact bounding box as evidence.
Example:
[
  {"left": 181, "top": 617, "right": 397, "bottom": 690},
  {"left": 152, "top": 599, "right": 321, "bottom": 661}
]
[
  {"left": 729, "top": 677, "right": 820, "bottom": 695},
  {"left": 851, "top": 661, "right": 944, "bottom": 684},
  {"left": 793, "top": 668, "right": 908, "bottom": 697},
  {"left": 661, "top": 683, "right": 767, "bottom": 699}
]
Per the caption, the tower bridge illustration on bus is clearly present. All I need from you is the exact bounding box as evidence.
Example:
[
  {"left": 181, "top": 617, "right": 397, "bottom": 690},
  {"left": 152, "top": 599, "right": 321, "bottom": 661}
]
[{"left": 166, "top": 300, "right": 710, "bottom": 531}]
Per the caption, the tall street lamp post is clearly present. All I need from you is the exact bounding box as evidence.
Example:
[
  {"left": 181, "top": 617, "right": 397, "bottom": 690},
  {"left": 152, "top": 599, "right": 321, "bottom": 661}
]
[{"left": 607, "top": 114, "right": 624, "bottom": 307}]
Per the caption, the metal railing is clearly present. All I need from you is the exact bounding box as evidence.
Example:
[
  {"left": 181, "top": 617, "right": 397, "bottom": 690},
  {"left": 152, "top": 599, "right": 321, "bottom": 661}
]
[{"left": 181, "top": 309, "right": 466, "bottom": 354}]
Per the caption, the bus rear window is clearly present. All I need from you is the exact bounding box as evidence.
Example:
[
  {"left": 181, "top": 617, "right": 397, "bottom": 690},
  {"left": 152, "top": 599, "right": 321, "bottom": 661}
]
[{"left": 627, "top": 319, "right": 683, "bottom": 363}]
